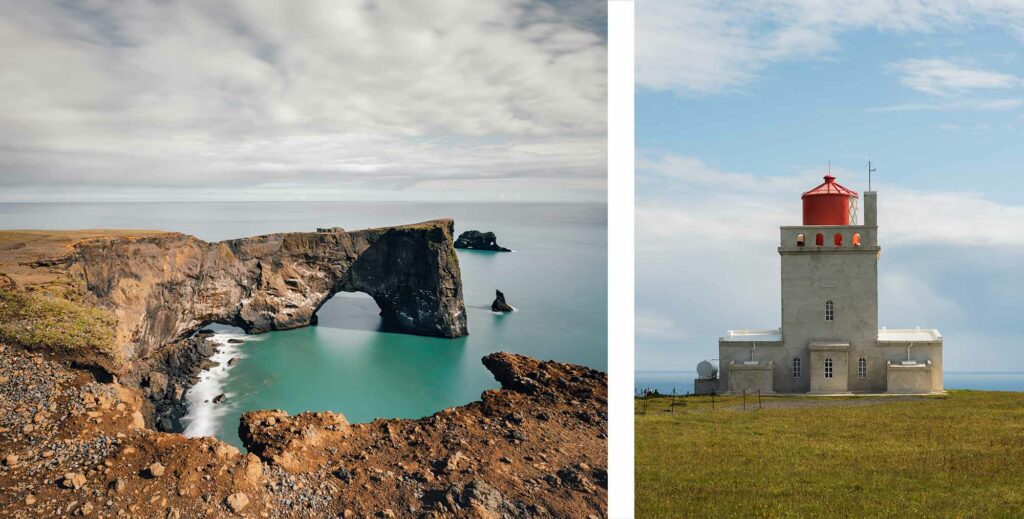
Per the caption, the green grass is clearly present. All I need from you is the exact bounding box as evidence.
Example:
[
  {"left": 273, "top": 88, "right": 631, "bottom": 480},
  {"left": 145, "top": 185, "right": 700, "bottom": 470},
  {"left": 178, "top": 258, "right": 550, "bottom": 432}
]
[
  {"left": 0, "top": 288, "right": 119, "bottom": 368},
  {"left": 636, "top": 392, "right": 1024, "bottom": 518}
]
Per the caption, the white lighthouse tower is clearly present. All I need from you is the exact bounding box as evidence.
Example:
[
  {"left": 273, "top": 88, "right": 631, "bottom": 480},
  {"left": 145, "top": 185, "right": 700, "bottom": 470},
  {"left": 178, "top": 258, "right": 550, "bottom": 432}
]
[{"left": 697, "top": 175, "right": 943, "bottom": 395}]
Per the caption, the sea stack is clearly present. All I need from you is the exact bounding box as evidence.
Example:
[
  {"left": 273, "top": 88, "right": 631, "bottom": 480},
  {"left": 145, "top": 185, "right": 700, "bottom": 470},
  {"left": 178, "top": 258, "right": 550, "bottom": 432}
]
[
  {"left": 455, "top": 230, "right": 511, "bottom": 252},
  {"left": 491, "top": 290, "right": 514, "bottom": 312}
]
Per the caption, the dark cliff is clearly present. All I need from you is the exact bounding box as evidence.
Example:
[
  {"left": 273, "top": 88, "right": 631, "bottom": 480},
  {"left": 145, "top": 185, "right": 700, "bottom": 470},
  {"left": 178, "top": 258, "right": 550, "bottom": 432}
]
[{"left": 30, "top": 220, "right": 466, "bottom": 367}]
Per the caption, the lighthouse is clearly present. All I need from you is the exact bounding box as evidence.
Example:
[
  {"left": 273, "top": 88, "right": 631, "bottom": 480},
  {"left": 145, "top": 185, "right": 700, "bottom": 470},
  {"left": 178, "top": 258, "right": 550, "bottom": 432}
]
[{"left": 695, "top": 174, "right": 943, "bottom": 395}]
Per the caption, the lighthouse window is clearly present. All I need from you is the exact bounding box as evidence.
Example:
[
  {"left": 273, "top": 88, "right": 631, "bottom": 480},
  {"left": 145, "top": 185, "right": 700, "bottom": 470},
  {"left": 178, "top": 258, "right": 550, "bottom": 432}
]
[
  {"left": 792, "top": 357, "right": 801, "bottom": 379},
  {"left": 852, "top": 233, "right": 861, "bottom": 247},
  {"left": 796, "top": 233, "right": 805, "bottom": 247},
  {"left": 825, "top": 300, "right": 834, "bottom": 321},
  {"left": 815, "top": 233, "right": 824, "bottom": 246},
  {"left": 833, "top": 233, "right": 843, "bottom": 246},
  {"left": 858, "top": 358, "right": 867, "bottom": 378},
  {"left": 824, "top": 358, "right": 833, "bottom": 378}
]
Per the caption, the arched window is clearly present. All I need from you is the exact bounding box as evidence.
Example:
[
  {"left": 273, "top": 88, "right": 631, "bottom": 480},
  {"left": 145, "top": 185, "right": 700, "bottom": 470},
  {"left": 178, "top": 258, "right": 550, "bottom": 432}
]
[
  {"left": 825, "top": 300, "right": 834, "bottom": 321},
  {"left": 796, "top": 233, "right": 805, "bottom": 247},
  {"left": 824, "top": 358, "right": 833, "bottom": 379},
  {"left": 815, "top": 233, "right": 824, "bottom": 246},
  {"left": 834, "top": 233, "right": 843, "bottom": 246},
  {"left": 852, "top": 233, "right": 861, "bottom": 247},
  {"left": 858, "top": 358, "right": 867, "bottom": 378},
  {"left": 792, "top": 357, "right": 801, "bottom": 379}
]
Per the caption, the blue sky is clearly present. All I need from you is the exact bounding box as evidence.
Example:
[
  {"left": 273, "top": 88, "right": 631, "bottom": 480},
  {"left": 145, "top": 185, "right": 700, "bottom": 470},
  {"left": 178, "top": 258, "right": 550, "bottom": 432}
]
[{"left": 636, "top": 1, "right": 1024, "bottom": 372}]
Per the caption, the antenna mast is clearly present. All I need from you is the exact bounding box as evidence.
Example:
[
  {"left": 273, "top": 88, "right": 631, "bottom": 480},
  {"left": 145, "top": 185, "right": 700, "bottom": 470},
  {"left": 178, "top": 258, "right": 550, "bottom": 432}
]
[{"left": 868, "top": 160, "right": 876, "bottom": 191}]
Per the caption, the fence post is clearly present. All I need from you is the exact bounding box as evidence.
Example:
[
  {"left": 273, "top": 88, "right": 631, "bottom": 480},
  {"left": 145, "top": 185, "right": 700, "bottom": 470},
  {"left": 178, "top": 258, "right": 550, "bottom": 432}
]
[
  {"left": 743, "top": 389, "right": 746, "bottom": 411},
  {"left": 671, "top": 388, "right": 676, "bottom": 413},
  {"left": 758, "top": 390, "right": 762, "bottom": 409},
  {"left": 711, "top": 394, "right": 715, "bottom": 412}
]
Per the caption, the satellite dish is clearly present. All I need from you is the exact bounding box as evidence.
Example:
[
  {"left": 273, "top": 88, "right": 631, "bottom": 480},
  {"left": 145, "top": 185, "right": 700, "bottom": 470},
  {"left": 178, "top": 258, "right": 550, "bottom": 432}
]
[{"left": 696, "top": 360, "right": 718, "bottom": 379}]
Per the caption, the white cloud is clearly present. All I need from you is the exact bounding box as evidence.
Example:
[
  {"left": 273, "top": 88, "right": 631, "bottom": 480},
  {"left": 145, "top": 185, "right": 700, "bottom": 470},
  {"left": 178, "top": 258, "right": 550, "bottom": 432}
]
[
  {"left": 640, "top": 153, "right": 1024, "bottom": 248},
  {"left": 869, "top": 98, "right": 1023, "bottom": 112},
  {"left": 636, "top": 311, "right": 686, "bottom": 341},
  {"left": 887, "top": 58, "right": 1022, "bottom": 96},
  {"left": 637, "top": 0, "right": 1024, "bottom": 95},
  {"left": 0, "top": 0, "right": 606, "bottom": 201}
]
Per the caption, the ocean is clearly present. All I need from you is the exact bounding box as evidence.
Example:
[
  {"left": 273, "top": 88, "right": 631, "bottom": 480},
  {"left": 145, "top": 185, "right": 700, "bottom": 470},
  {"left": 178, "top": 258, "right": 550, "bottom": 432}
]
[
  {"left": 0, "top": 202, "right": 607, "bottom": 446},
  {"left": 635, "top": 370, "right": 1024, "bottom": 395}
]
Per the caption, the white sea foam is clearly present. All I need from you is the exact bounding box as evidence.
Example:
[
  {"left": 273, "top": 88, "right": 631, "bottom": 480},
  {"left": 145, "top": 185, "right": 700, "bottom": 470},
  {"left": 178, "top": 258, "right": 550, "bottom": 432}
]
[
  {"left": 180, "top": 332, "right": 253, "bottom": 438},
  {"left": 490, "top": 305, "right": 518, "bottom": 315}
]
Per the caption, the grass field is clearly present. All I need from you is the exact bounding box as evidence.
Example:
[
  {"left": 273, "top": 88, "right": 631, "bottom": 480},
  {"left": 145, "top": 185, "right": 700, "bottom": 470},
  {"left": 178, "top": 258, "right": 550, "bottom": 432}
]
[{"left": 636, "top": 391, "right": 1024, "bottom": 518}]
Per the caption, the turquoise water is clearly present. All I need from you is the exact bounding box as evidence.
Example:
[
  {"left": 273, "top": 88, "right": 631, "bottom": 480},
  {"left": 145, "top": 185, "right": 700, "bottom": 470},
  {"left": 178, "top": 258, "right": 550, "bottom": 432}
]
[
  {"left": 0, "top": 202, "right": 607, "bottom": 446},
  {"left": 636, "top": 371, "right": 1024, "bottom": 395}
]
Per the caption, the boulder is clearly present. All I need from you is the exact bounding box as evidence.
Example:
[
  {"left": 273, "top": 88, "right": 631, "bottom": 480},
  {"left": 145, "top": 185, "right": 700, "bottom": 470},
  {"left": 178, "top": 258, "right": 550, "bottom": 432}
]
[
  {"left": 147, "top": 372, "right": 169, "bottom": 398},
  {"left": 226, "top": 492, "right": 249, "bottom": 513},
  {"left": 62, "top": 472, "right": 86, "bottom": 489},
  {"left": 148, "top": 462, "right": 165, "bottom": 478}
]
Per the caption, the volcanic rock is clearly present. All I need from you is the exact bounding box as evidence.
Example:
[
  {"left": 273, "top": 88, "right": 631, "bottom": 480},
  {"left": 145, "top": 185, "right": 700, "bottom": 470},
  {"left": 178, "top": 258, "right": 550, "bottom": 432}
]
[
  {"left": 148, "top": 462, "right": 166, "bottom": 478},
  {"left": 2, "top": 221, "right": 468, "bottom": 376},
  {"left": 62, "top": 472, "right": 86, "bottom": 489},
  {"left": 454, "top": 230, "right": 511, "bottom": 252},
  {"left": 226, "top": 492, "right": 249, "bottom": 513},
  {"left": 491, "top": 290, "right": 514, "bottom": 313},
  {"left": 0, "top": 343, "right": 606, "bottom": 517}
]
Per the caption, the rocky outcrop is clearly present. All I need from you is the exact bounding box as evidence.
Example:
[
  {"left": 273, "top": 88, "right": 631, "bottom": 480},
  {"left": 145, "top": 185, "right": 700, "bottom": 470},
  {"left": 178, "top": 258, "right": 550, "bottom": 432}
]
[
  {"left": 121, "top": 336, "right": 219, "bottom": 432},
  {"left": 236, "top": 351, "right": 608, "bottom": 517},
  {"left": 0, "top": 344, "right": 608, "bottom": 518},
  {"left": 491, "top": 289, "right": 514, "bottom": 312},
  {"left": 454, "top": 230, "right": 511, "bottom": 252},
  {"left": 23, "top": 220, "right": 466, "bottom": 370}
]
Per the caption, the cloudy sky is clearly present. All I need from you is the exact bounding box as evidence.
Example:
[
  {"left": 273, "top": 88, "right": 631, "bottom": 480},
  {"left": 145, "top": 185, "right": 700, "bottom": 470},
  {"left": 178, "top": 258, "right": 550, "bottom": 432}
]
[
  {"left": 0, "top": 0, "right": 606, "bottom": 202},
  {"left": 637, "top": 0, "right": 1024, "bottom": 372}
]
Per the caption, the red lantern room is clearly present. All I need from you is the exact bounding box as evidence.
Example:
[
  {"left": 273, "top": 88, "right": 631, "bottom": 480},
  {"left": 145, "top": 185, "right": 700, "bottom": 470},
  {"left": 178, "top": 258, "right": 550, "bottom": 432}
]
[{"left": 801, "top": 175, "right": 859, "bottom": 225}]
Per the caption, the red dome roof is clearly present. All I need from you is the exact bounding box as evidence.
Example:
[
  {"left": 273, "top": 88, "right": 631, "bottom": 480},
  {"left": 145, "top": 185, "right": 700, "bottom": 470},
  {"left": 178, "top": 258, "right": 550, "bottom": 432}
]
[{"left": 802, "top": 175, "right": 859, "bottom": 199}]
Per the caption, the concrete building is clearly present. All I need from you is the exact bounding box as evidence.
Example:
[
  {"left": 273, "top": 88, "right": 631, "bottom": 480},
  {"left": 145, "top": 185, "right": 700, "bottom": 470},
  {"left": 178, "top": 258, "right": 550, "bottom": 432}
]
[{"left": 695, "top": 175, "right": 943, "bottom": 395}]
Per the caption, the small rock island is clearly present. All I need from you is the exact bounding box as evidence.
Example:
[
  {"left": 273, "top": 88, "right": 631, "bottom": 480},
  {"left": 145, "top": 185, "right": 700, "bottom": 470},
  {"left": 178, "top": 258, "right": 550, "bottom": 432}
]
[
  {"left": 492, "top": 289, "right": 514, "bottom": 312},
  {"left": 454, "top": 230, "right": 511, "bottom": 252}
]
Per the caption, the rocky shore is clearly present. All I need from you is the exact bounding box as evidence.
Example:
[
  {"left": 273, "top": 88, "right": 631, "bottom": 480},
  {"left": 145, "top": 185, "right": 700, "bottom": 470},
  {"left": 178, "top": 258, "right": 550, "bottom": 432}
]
[
  {"left": 0, "top": 344, "right": 607, "bottom": 517},
  {"left": 122, "top": 336, "right": 220, "bottom": 433},
  {"left": 0, "top": 228, "right": 607, "bottom": 517}
]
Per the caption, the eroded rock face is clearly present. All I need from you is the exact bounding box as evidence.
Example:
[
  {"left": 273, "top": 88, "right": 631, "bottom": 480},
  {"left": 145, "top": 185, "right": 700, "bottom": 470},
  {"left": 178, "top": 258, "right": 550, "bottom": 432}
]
[{"left": 59, "top": 220, "right": 467, "bottom": 365}]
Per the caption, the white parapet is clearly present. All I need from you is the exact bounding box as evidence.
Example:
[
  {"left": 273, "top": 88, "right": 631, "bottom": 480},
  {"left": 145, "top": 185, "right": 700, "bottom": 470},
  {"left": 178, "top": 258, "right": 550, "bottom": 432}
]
[
  {"left": 877, "top": 328, "right": 942, "bottom": 343},
  {"left": 720, "top": 328, "right": 783, "bottom": 342}
]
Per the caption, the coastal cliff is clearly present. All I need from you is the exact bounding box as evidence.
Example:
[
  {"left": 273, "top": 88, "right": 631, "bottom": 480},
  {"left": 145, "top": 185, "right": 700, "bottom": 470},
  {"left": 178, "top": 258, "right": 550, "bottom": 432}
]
[
  {"left": 0, "top": 221, "right": 467, "bottom": 375},
  {"left": 0, "top": 225, "right": 608, "bottom": 517}
]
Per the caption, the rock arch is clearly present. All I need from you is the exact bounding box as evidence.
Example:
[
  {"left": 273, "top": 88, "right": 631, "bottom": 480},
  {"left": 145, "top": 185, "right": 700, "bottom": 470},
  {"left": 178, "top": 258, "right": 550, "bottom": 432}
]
[{"left": 68, "top": 220, "right": 467, "bottom": 362}]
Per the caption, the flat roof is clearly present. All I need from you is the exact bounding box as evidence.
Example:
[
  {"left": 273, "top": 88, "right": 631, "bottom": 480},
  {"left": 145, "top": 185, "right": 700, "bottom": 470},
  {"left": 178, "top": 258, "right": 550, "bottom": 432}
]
[
  {"left": 721, "top": 329, "right": 782, "bottom": 342},
  {"left": 877, "top": 328, "right": 942, "bottom": 342}
]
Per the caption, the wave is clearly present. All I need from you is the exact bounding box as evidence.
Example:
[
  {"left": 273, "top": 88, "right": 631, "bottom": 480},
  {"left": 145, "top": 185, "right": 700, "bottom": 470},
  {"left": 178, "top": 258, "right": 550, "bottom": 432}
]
[{"left": 180, "top": 332, "right": 254, "bottom": 438}]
